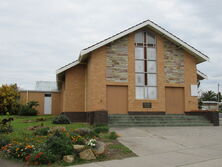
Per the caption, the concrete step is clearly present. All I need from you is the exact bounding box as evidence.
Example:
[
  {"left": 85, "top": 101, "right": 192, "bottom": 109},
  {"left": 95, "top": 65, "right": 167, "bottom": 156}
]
[
  {"left": 108, "top": 114, "right": 213, "bottom": 127},
  {"left": 109, "top": 123, "right": 213, "bottom": 127},
  {"left": 109, "top": 120, "right": 210, "bottom": 124}
]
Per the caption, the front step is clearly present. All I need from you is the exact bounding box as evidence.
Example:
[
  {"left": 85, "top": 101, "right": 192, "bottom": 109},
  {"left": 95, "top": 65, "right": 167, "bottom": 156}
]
[{"left": 108, "top": 114, "right": 213, "bottom": 127}]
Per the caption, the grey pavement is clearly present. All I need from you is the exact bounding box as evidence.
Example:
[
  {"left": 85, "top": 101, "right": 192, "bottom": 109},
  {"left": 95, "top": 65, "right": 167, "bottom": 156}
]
[{"left": 71, "top": 126, "right": 222, "bottom": 167}]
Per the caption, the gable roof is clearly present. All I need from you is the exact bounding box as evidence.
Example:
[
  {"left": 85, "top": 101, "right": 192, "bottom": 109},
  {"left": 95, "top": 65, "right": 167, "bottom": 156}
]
[{"left": 57, "top": 19, "right": 209, "bottom": 74}]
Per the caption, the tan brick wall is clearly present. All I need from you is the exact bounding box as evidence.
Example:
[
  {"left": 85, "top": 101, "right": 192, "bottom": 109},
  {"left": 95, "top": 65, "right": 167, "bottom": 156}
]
[
  {"left": 63, "top": 64, "right": 85, "bottom": 112},
  {"left": 19, "top": 91, "right": 60, "bottom": 115},
  {"left": 86, "top": 47, "right": 107, "bottom": 112}
]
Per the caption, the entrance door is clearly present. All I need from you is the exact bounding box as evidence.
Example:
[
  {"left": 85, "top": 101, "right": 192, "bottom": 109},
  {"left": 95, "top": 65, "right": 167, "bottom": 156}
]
[
  {"left": 44, "top": 94, "right": 52, "bottom": 114},
  {"left": 107, "top": 86, "right": 128, "bottom": 114},
  {"left": 165, "top": 87, "right": 184, "bottom": 114}
]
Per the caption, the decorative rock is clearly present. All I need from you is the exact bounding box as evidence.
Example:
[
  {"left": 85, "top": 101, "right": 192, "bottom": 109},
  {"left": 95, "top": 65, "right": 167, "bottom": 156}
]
[
  {"left": 73, "top": 145, "right": 85, "bottom": 152},
  {"left": 92, "top": 141, "right": 106, "bottom": 155},
  {"left": 79, "top": 149, "right": 96, "bottom": 160},
  {"left": 63, "top": 155, "right": 75, "bottom": 163}
]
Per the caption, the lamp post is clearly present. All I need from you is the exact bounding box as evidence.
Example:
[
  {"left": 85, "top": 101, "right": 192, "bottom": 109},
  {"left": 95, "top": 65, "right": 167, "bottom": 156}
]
[{"left": 217, "top": 83, "right": 220, "bottom": 111}]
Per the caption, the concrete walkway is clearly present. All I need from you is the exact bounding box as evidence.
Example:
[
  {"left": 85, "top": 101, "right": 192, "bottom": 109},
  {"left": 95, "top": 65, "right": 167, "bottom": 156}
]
[{"left": 72, "top": 126, "right": 222, "bottom": 167}]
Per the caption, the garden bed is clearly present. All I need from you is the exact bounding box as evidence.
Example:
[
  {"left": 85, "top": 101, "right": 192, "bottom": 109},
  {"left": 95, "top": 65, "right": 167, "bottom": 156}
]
[{"left": 0, "top": 115, "right": 136, "bottom": 166}]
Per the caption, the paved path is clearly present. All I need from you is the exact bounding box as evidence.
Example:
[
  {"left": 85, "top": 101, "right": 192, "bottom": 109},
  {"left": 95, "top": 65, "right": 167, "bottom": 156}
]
[{"left": 71, "top": 126, "right": 222, "bottom": 167}]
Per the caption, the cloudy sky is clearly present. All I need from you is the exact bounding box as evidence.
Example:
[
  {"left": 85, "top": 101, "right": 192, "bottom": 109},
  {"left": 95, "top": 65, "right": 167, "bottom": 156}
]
[{"left": 0, "top": 0, "right": 221, "bottom": 93}]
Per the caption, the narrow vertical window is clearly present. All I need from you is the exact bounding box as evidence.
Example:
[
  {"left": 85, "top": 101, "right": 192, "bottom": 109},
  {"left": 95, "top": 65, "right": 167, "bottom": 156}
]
[{"left": 135, "top": 31, "right": 157, "bottom": 99}]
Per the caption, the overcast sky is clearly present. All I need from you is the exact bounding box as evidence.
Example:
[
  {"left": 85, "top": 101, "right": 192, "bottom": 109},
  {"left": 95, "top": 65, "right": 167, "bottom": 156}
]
[{"left": 0, "top": 0, "right": 221, "bottom": 93}]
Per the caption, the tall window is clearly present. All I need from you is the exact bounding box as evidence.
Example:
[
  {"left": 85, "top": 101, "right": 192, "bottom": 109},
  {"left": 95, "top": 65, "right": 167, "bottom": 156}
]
[{"left": 135, "top": 31, "right": 157, "bottom": 99}]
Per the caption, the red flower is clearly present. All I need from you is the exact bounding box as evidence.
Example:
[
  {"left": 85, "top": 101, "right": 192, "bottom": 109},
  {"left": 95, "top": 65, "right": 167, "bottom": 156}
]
[{"left": 25, "top": 155, "right": 31, "bottom": 161}]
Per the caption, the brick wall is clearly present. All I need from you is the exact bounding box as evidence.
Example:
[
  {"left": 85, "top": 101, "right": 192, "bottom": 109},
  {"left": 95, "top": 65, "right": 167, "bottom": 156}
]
[
  {"left": 19, "top": 91, "right": 60, "bottom": 115},
  {"left": 63, "top": 65, "right": 85, "bottom": 112},
  {"left": 86, "top": 47, "right": 107, "bottom": 112}
]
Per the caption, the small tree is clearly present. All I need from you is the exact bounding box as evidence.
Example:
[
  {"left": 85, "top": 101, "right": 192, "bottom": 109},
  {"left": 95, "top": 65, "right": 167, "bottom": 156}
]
[
  {"left": 200, "top": 90, "right": 217, "bottom": 101},
  {"left": 0, "top": 84, "right": 20, "bottom": 115}
]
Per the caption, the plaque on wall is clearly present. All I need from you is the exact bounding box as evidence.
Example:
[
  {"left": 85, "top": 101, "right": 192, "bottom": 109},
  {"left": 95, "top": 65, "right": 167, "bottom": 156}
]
[{"left": 143, "top": 102, "right": 152, "bottom": 108}]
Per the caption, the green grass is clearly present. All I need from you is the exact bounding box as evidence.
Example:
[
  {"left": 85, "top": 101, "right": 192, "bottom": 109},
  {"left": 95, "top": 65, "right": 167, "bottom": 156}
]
[
  {"left": 109, "top": 144, "right": 133, "bottom": 154},
  {"left": 0, "top": 115, "right": 89, "bottom": 141}
]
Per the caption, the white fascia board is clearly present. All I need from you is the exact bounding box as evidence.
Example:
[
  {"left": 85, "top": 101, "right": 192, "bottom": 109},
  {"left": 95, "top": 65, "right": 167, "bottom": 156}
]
[
  {"left": 56, "top": 61, "right": 80, "bottom": 75},
  {"left": 79, "top": 20, "right": 209, "bottom": 63},
  {"left": 197, "top": 70, "right": 208, "bottom": 80}
]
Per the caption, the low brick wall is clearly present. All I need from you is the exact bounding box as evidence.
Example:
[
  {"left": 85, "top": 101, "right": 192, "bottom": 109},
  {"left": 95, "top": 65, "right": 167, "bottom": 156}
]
[
  {"left": 185, "top": 111, "right": 219, "bottom": 126},
  {"left": 62, "top": 111, "right": 108, "bottom": 125}
]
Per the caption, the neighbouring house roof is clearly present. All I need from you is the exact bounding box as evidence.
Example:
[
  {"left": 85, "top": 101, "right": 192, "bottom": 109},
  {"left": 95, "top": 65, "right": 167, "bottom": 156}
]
[
  {"left": 35, "top": 81, "right": 58, "bottom": 91},
  {"left": 202, "top": 101, "right": 222, "bottom": 105},
  {"left": 56, "top": 19, "right": 209, "bottom": 75},
  {"left": 19, "top": 81, "right": 59, "bottom": 93},
  {"left": 197, "top": 70, "right": 208, "bottom": 80}
]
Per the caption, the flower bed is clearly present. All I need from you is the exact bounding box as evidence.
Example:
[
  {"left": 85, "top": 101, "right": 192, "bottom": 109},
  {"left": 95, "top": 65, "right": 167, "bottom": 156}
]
[{"left": 0, "top": 115, "right": 136, "bottom": 166}]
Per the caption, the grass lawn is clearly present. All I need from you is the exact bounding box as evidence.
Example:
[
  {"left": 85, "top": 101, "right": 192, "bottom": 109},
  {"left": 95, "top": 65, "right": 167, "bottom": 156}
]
[
  {"left": 0, "top": 115, "right": 89, "bottom": 141},
  {"left": 0, "top": 115, "right": 136, "bottom": 166}
]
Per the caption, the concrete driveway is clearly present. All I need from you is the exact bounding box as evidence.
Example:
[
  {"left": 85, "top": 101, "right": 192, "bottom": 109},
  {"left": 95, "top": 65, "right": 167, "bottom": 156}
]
[{"left": 72, "top": 126, "right": 222, "bottom": 167}]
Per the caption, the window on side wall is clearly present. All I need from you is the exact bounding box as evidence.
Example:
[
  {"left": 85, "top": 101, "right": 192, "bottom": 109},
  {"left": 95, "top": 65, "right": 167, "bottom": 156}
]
[{"left": 135, "top": 31, "right": 157, "bottom": 99}]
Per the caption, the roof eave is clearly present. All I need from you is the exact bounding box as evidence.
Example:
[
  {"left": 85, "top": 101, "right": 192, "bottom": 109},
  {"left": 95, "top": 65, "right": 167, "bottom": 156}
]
[
  {"left": 56, "top": 60, "right": 80, "bottom": 75},
  {"left": 79, "top": 20, "right": 209, "bottom": 64}
]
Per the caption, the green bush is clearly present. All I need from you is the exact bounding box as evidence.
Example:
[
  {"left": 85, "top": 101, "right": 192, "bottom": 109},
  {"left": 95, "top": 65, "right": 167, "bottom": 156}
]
[
  {"left": 0, "top": 135, "right": 11, "bottom": 148},
  {"left": 93, "top": 126, "right": 109, "bottom": 134},
  {"left": 45, "top": 130, "right": 73, "bottom": 157},
  {"left": 108, "top": 131, "right": 118, "bottom": 140},
  {"left": 19, "top": 101, "right": 39, "bottom": 116},
  {"left": 52, "top": 114, "right": 71, "bottom": 124},
  {"left": 34, "top": 127, "right": 50, "bottom": 136},
  {"left": 0, "top": 117, "right": 14, "bottom": 133}
]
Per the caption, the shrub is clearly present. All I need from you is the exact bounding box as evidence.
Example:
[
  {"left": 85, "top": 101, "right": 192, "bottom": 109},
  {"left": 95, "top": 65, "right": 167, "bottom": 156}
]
[
  {"left": 93, "top": 126, "right": 109, "bottom": 134},
  {"left": 0, "top": 84, "right": 20, "bottom": 115},
  {"left": 0, "top": 135, "right": 11, "bottom": 148},
  {"left": 34, "top": 127, "right": 50, "bottom": 136},
  {"left": 0, "top": 116, "right": 14, "bottom": 133},
  {"left": 52, "top": 114, "right": 71, "bottom": 124},
  {"left": 45, "top": 130, "right": 73, "bottom": 157},
  {"left": 108, "top": 132, "right": 118, "bottom": 140},
  {"left": 19, "top": 101, "right": 39, "bottom": 116}
]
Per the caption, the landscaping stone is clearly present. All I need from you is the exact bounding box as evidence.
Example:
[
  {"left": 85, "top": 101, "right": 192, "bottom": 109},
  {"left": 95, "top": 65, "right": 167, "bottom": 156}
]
[
  {"left": 73, "top": 128, "right": 93, "bottom": 136},
  {"left": 92, "top": 141, "right": 106, "bottom": 155},
  {"left": 73, "top": 144, "right": 85, "bottom": 152},
  {"left": 63, "top": 155, "right": 75, "bottom": 163},
  {"left": 79, "top": 149, "right": 96, "bottom": 160}
]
